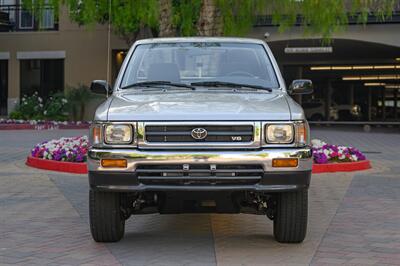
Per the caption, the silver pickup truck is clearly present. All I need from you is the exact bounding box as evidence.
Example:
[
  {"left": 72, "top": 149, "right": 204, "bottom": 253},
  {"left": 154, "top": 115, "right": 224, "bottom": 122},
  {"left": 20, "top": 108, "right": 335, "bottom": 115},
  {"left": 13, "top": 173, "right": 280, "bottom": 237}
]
[{"left": 88, "top": 37, "right": 313, "bottom": 244}]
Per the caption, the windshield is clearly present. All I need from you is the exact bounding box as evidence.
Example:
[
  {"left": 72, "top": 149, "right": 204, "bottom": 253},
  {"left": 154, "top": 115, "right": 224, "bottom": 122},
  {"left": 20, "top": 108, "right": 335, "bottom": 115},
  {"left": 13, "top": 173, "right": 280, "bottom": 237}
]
[{"left": 120, "top": 42, "right": 280, "bottom": 89}]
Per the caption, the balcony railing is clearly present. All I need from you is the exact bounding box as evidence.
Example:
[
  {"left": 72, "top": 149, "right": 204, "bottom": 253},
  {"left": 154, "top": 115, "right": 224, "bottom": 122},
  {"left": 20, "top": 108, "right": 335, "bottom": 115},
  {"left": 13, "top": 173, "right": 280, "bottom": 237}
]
[{"left": 0, "top": 4, "right": 58, "bottom": 32}]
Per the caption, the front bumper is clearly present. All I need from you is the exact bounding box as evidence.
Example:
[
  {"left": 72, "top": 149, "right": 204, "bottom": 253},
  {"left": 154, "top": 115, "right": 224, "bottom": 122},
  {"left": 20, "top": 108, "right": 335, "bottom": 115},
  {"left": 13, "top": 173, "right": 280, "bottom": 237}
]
[{"left": 88, "top": 147, "right": 312, "bottom": 192}]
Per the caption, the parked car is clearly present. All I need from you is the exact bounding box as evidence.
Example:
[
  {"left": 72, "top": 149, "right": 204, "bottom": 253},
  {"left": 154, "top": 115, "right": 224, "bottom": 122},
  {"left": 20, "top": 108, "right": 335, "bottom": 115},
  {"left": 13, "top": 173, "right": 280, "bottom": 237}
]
[
  {"left": 88, "top": 37, "right": 313, "bottom": 244},
  {"left": 303, "top": 99, "right": 338, "bottom": 121}
]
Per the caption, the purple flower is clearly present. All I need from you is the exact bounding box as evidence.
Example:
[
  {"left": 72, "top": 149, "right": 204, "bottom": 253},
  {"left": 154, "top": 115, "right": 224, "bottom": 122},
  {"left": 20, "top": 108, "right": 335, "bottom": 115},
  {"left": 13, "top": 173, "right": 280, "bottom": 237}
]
[{"left": 313, "top": 152, "right": 329, "bottom": 164}]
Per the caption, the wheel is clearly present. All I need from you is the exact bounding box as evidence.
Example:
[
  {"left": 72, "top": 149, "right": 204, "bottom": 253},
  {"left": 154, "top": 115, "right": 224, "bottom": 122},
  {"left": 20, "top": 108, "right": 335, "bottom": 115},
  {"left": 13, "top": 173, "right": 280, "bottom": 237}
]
[
  {"left": 89, "top": 189, "right": 125, "bottom": 242},
  {"left": 273, "top": 189, "right": 308, "bottom": 243}
]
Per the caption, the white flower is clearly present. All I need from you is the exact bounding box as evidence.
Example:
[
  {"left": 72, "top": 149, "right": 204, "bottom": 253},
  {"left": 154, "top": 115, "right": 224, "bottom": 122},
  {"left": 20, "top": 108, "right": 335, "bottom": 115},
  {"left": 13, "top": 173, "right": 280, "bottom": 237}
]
[
  {"left": 311, "top": 139, "right": 326, "bottom": 148},
  {"left": 38, "top": 97, "right": 42, "bottom": 103},
  {"left": 39, "top": 104, "right": 43, "bottom": 108},
  {"left": 43, "top": 110, "right": 47, "bottom": 115}
]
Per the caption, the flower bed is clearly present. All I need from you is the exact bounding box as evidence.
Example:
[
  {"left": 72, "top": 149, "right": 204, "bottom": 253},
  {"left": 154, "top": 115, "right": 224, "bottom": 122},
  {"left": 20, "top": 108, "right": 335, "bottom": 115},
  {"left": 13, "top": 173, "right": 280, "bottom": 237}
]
[
  {"left": 31, "top": 136, "right": 88, "bottom": 162},
  {"left": 311, "top": 139, "right": 366, "bottom": 164},
  {"left": 0, "top": 119, "right": 90, "bottom": 130},
  {"left": 27, "top": 136, "right": 370, "bottom": 174}
]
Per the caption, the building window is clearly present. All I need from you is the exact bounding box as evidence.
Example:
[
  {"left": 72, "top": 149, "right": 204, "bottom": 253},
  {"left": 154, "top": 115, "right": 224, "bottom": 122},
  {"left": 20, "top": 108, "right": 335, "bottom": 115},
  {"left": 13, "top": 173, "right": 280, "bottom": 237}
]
[
  {"left": 40, "top": 6, "right": 53, "bottom": 29},
  {"left": 20, "top": 59, "right": 64, "bottom": 99},
  {"left": 18, "top": 7, "right": 33, "bottom": 29},
  {"left": 0, "top": 0, "right": 57, "bottom": 32}
]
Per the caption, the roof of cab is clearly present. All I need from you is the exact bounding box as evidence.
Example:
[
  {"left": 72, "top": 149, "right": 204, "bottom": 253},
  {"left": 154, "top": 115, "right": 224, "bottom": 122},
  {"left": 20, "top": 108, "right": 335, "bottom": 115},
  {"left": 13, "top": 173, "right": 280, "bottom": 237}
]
[{"left": 134, "top": 37, "right": 266, "bottom": 45}]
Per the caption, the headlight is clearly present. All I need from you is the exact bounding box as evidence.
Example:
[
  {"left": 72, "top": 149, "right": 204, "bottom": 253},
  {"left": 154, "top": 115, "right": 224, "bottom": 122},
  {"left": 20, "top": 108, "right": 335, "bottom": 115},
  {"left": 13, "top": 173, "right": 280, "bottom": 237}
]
[
  {"left": 104, "top": 124, "right": 133, "bottom": 144},
  {"left": 266, "top": 124, "right": 294, "bottom": 144}
]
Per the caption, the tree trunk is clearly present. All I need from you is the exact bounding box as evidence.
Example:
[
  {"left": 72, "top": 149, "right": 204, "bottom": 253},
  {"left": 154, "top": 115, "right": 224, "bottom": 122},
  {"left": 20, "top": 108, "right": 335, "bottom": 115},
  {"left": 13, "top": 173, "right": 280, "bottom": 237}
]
[
  {"left": 196, "top": 0, "right": 223, "bottom": 36},
  {"left": 159, "top": 0, "right": 175, "bottom": 37}
]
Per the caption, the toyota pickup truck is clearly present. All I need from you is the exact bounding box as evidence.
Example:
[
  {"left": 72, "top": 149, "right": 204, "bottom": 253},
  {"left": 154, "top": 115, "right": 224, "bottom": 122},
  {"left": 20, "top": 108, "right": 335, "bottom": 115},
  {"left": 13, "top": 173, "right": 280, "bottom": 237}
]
[{"left": 88, "top": 37, "right": 313, "bottom": 243}]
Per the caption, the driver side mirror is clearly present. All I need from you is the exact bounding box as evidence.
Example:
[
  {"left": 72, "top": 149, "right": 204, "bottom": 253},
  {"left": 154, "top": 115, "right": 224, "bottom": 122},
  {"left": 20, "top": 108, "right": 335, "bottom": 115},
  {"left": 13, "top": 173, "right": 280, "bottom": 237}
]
[
  {"left": 90, "top": 80, "right": 112, "bottom": 95},
  {"left": 288, "top": 79, "right": 313, "bottom": 95}
]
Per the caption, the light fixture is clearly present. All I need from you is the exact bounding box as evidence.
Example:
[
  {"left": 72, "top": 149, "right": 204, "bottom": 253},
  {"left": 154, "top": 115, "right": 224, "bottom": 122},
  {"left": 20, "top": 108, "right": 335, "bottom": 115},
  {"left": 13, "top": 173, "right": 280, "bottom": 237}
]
[
  {"left": 332, "top": 66, "right": 352, "bottom": 70},
  {"left": 311, "top": 65, "right": 400, "bottom": 71},
  {"left": 374, "top": 65, "right": 396, "bottom": 69},
  {"left": 364, "top": 83, "right": 386, "bottom": 86},
  {"left": 396, "top": 58, "right": 400, "bottom": 61},
  {"left": 310, "top": 66, "right": 332, "bottom": 70},
  {"left": 385, "top": 85, "right": 400, "bottom": 89},
  {"left": 343, "top": 75, "right": 400, "bottom": 81},
  {"left": 352, "top": 66, "right": 374, "bottom": 70}
]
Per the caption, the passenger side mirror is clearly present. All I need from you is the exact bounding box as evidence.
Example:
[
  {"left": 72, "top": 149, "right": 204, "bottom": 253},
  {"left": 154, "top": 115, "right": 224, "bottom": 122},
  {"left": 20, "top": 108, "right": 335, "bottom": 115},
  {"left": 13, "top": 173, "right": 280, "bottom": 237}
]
[
  {"left": 90, "top": 80, "right": 112, "bottom": 95},
  {"left": 288, "top": 79, "right": 313, "bottom": 95}
]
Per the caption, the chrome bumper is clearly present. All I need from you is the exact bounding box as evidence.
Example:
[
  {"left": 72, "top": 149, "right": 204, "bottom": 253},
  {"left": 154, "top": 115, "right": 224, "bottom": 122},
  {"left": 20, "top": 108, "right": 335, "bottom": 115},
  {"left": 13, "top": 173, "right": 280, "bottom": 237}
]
[{"left": 87, "top": 147, "right": 312, "bottom": 172}]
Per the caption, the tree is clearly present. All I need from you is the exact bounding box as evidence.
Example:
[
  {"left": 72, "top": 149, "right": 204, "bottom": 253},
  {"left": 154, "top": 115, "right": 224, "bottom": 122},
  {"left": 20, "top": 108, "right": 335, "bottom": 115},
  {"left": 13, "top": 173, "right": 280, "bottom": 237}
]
[{"left": 24, "top": 0, "right": 396, "bottom": 45}]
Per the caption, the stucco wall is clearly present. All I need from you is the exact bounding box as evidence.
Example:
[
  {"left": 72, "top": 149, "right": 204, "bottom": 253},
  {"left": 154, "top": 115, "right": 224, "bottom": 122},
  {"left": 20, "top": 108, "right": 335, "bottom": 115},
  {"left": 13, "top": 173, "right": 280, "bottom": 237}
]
[{"left": 0, "top": 7, "right": 128, "bottom": 115}]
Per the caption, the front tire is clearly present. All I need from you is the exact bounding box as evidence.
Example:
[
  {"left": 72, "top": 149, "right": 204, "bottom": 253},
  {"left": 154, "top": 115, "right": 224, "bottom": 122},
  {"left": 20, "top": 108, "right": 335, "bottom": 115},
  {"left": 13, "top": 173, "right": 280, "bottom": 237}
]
[
  {"left": 273, "top": 190, "right": 308, "bottom": 243},
  {"left": 89, "top": 189, "right": 125, "bottom": 242}
]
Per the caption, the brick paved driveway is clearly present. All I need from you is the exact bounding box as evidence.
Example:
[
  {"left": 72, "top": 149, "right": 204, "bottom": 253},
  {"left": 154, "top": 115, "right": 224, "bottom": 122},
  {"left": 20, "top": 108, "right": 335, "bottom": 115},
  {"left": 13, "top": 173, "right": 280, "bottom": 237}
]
[{"left": 0, "top": 128, "right": 399, "bottom": 265}]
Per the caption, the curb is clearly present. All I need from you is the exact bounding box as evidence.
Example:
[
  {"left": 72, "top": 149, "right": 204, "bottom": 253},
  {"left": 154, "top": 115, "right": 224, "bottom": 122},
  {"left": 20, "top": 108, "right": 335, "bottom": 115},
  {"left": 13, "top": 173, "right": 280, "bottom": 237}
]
[
  {"left": 312, "top": 160, "right": 371, "bottom": 174},
  {"left": 26, "top": 156, "right": 371, "bottom": 175},
  {"left": 26, "top": 156, "right": 87, "bottom": 174},
  {"left": 0, "top": 124, "right": 89, "bottom": 130}
]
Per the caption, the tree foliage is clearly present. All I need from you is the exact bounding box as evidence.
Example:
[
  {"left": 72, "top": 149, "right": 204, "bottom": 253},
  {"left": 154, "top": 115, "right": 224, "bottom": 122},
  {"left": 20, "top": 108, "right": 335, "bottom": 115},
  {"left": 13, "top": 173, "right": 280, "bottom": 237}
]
[{"left": 23, "top": 0, "right": 396, "bottom": 45}]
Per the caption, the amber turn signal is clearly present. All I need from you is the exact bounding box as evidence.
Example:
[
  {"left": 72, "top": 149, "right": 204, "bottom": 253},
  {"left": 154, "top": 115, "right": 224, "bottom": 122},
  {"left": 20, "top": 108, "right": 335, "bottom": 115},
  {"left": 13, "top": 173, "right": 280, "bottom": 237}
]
[
  {"left": 272, "top": 158, "right": 298, "bottom": 167},
  {"left": 101, "top": 159, "right": 127, "bottom": 168}
]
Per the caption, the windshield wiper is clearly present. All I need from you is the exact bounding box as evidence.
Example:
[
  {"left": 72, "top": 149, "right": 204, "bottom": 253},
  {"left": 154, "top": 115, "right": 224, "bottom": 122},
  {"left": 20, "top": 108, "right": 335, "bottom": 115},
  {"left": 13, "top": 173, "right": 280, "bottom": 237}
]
[
  {"left": 121, "top": 81, "right": 195, "bottom": 90},
  {"left": 191, "top": 81, "right": 272, "bottom": 92}
]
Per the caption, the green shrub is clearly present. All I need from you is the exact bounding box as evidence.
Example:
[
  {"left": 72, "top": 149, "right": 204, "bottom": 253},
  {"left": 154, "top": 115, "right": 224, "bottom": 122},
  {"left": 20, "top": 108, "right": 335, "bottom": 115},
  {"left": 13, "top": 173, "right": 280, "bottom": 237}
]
[
  {"left": 9, "top": 110, "right": 23, "bottom": 120},
  {"left": 11, "top": 92, "right": 44, "bottom": 120},
  {"left": 9, "top": 91, "right": 70, "bottom": 121},
  {"left": 65, "top": 84, "right": 92, "bottom": 121},
  {"left": 43, "top": 93, "right": 69, "bottom": 121}
]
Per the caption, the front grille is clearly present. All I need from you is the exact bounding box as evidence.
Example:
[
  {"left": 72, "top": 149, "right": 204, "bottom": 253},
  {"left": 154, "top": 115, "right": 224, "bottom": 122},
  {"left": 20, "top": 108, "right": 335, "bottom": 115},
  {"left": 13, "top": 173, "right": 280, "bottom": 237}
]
[
  {"left": 136, "top": 164, "right": 263, "bottom": 186},
  {"left": 145, "top": 125, "right": 254, "bottom": 143}
]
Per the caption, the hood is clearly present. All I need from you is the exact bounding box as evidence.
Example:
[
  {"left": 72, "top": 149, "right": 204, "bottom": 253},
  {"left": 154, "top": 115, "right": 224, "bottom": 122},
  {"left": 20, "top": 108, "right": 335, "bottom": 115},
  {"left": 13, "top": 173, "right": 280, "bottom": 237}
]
[{"left": 105, "top": 90, "right": 292, "bottom": 121}]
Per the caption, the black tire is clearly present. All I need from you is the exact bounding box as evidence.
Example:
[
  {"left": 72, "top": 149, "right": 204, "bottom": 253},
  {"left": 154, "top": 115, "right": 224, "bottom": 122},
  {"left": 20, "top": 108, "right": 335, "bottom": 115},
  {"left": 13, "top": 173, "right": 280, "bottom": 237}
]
[
  {"left": 273, "top": 189, "right": 308, "bottom": 243},
  {"left": 89, "top": 189, "right": 125, "bottom": 242}
]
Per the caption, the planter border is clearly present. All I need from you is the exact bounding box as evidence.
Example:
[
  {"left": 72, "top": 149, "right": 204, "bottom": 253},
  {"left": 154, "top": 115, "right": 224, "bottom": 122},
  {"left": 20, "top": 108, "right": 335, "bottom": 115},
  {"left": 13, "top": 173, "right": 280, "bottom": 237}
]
[
  {"left": 0, "top": 124, "right": 89, "bottom": 130},
  {"left": 312, "top": 160, "right": 371, "bottom": 173},
  {"left": 26, "top": 156, "right": 87, "bottom": 174},
  {"left": 26, "top": 156, "right": 371, "bottom": 175}
]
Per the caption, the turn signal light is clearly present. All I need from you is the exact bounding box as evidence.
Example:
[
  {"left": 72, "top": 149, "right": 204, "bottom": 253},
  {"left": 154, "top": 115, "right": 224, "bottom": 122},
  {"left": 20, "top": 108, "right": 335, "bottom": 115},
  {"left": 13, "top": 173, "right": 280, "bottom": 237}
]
[
  {"left": 101, "top": 159, "right": 127, "bottom": 168},
  {"left": 272, "top": 158, "right": 298, "bottom": 167}
]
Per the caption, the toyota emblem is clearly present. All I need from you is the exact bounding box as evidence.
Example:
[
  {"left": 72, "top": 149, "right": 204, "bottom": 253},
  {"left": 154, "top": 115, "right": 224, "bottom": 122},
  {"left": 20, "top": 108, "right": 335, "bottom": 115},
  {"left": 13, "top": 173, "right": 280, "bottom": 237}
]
[{"left": 191, "top": 128, "right": 208, "bottom": 140}]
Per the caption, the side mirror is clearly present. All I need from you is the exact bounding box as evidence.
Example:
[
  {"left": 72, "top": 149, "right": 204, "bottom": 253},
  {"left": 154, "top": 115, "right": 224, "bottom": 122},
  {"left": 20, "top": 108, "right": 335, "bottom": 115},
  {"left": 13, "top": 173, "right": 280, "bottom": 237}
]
[
  {"left": 288, "top": 79, "right": 313, "bottom": 95},
  {"left": 90, "top": 80, "right": 112, "bottom": 95}
]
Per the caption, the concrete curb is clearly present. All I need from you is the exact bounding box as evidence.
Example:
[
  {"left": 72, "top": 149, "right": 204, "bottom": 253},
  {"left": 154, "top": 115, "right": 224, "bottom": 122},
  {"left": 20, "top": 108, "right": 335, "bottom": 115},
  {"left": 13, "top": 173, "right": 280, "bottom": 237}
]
[
  {"left": 312, "top": 160, "right": 371, "bottom": 174},
  {"left": 26, "top": 156, "right": 87, "bottom": 174}
]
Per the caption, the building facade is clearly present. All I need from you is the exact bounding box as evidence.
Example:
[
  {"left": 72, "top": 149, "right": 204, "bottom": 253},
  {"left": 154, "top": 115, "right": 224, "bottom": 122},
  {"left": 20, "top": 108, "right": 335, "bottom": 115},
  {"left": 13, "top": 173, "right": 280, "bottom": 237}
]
[
  {"left": 1, "top": 2, "right": 400, "bottom": 122},
  {"left": 251, "top": 12, "right": 400, "bottom": 122},
  {"left": 0, "top": 1, "right": 128, "bottom": 117}
]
